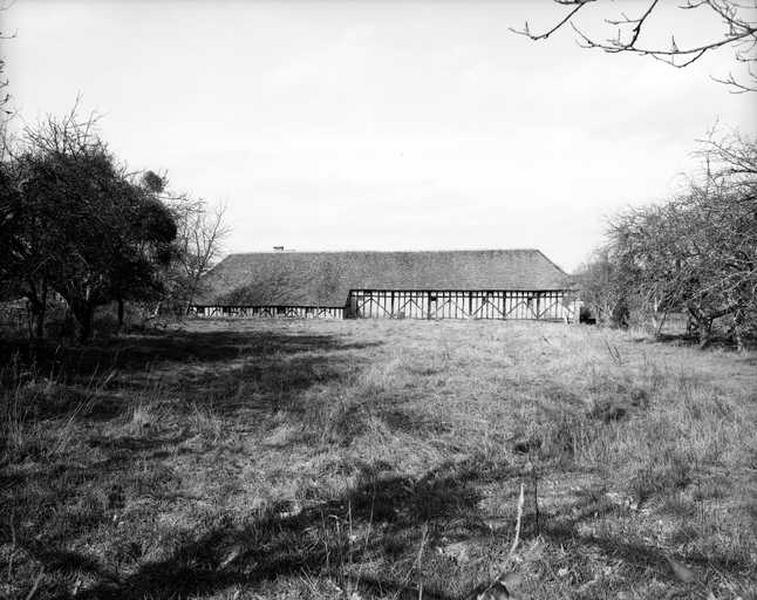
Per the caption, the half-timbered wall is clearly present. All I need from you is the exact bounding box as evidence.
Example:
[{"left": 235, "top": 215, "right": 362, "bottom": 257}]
[
  {"left": 191, "top": 290, "right": 578, "bottom": 322},
  {"left": 191, "top": 305, "right": 344, "bottom": 319},
  {"left": 347, "top": 290, "right": 577, "bottom": 322}
]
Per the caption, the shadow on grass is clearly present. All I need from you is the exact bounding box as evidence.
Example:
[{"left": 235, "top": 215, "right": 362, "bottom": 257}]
[
  {"left": 31, "top": 456, "right": 517, "bottom": 600},
  {"left": 632, "top": 331, "right": 757, "bottom": 353},
  {"left": 17, "top": 451, "right": 755, "bottom": 599},
  {"left": 540, "top": 490, "right": 756, "bottom": 582},
  {"left": 1, "top": 326, "right": 387, "bottom": 595},
  {"left": 1, "top": 326, "right": 381, "bottom": 422},
  {"left": 1, "top": 327, "right": 377, "bottom": 379}
]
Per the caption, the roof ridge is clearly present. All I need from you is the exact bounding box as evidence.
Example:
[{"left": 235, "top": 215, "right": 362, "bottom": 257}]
[{"left": 225, "top": 248, "right": 543, "bottom": 257}]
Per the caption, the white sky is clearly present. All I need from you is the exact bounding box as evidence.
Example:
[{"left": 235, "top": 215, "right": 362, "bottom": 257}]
[{"left": 3, "top": 0, "right": 755, "bottom": 272}]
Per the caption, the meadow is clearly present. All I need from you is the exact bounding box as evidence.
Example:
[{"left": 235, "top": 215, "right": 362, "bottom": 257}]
[{"left": 1, "top": 319, "right": 755, "bottom": 599}]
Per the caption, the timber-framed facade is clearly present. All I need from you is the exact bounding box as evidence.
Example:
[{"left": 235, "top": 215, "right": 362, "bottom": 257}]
[
  {"left": 348, "top": 289, "right": 574, "bottom": 321},
  {"left": 194, "top": 305, "right": 344, "bottom": 319},
  {"left": 191, "top": 249, "right": 578, "bottom": 322}
]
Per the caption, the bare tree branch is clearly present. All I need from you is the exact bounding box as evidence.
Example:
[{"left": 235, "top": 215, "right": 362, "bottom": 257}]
[
  {"left": 509, "top": 1, "right": 594, "bottom": 41},
  {"left": 512, "top": 0, "right": 757, "bottom": 92}
]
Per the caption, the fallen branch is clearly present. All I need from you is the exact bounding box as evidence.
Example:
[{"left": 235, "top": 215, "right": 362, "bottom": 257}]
[
  {"left": 25, "top": 567, "right": 44, "bottom": 600},
  {"left": 508, "top": 482, "right": 525, "bottom": 557}
]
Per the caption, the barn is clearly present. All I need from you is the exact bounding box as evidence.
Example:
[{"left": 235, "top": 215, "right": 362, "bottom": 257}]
[{"left": 191, "top": 249, "right": 578, "bottom": 322}]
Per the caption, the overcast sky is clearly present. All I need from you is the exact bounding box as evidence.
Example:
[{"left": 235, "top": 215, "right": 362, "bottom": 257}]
[{"left": 3, "top": 0, "right": 755, "bottom": 271}]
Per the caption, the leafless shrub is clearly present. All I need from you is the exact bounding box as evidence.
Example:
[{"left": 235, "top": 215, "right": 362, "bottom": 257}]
[{"left": 578, "top": 132, "right": 756, "bottom": 348}]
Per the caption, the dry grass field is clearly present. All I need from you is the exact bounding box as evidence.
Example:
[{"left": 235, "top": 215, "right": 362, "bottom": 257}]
[{"left": 1, "top": 319, "right": 756, "bottom": 599}]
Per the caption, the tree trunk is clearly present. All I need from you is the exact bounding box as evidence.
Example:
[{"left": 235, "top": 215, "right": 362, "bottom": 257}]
[
  {"left": 697, "top": 317, "right": 713, "bottom": 349},
  {"left": 27, "top": 281, "right": 48, "bottom": 339},
  {"left": 27, "top": 299, "right": 45, "bottom": 339},
  {"left": 734, "top": 329, "right": 744, "bottom": 352},
  {"left": 71, "top": 301, "right": 94, "bottom": 343},
  {"left": 117, "top": 298, "right": 125, "bottom": 330},
  {"left": 732, "top": 310, "right": 746, "bottom": 352},
  {"left": 34, "top": 306, "right": 45, "bottom": 339},
  {"left": 184, "top": 279, "right": 199, "bottom": 316},
  {"left": 26, "top": 280, "right": 47, "bottom": 340}
]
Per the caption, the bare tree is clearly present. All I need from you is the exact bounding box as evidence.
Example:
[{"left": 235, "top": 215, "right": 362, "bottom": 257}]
[
  {"left": 512, "top": 0, "right": 757, "bottom": 92},
  {"left": 161, "top": 195, "right": 229, "bottom": 315},
  {"left": 588, "top": 132, "right": 756, "bottom": 347},
  {"left": 575, "top": 249, "right": 630, "bottom": 326}
]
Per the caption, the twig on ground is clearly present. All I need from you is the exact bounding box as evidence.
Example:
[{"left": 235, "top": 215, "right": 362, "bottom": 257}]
[
  {"left": 508, "top": 483, "right": 525, "bottom": 557},
  {"left": 417, "top": 522, "right": 429, "bottom": 599},
  {"left": 528, "top": 455, "right": 540, "bottom": 538},
  {"left": 470, "top": 484, "right": 526, "bottom": 599},
  {"left": 7, "top": 508, "right": 16, "bottom": 582},
  {"left": 25, "top": 567, "right": 44, "bottom": 600}
]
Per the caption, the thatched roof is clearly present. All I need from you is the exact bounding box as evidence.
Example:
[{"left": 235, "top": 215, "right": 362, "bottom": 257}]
[{"left": 196, "top": 249, "right": 572, "bottom": 307}]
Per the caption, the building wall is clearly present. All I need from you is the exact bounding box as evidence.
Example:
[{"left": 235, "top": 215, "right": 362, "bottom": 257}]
[
  {"left": 347, "top": 290, "right": 578, "bottom": 321},
  {"left": 192, "top": 305, "right": 345, "bottom": 319},
  {"left": 191, "top": 290, "right": 579, "bottom": 322}
]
